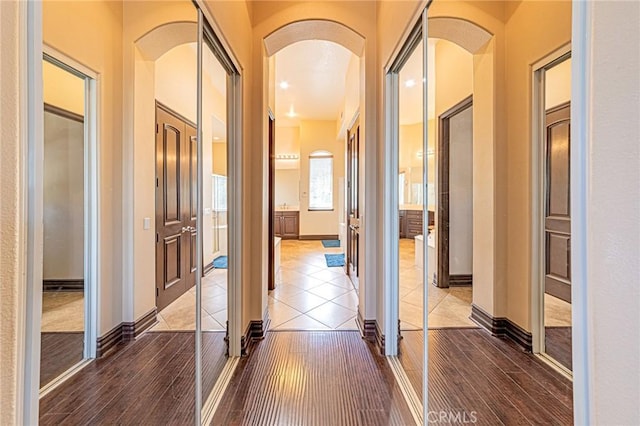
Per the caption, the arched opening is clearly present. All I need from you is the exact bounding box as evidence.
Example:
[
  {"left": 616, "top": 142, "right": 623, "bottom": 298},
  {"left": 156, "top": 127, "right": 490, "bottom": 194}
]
[{"left": 262, "top": 19, "right": 368, "bottom": 334}]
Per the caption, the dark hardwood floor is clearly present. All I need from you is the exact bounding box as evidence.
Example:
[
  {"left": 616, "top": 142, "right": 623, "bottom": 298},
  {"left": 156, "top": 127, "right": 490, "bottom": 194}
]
[
  {"left": 39, "top": 331, "right": 227, "bottom": 425},
  {"left": 545, "top": 326, "right": 572, "bottom": 371},
  {"left": 40, "top": 332, "right": 84, "bottom": 388},
  {"left": 212, "top": 331, "right": 415, "bottom": 425},
  {"left": 399, "top": 329, "right": 573, "bottom": 425}
]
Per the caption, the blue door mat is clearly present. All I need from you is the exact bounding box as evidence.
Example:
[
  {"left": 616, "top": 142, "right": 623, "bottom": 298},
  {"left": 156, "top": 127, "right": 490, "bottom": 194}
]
[
  {"left": 321, "top": 239, "right": 341, "bottom": 248},
  {"left": 324, "top": 253, "right": 345, "bottom": 267},
  {"left": 213, "top": 256, "right": 228, "bottom": 269}
]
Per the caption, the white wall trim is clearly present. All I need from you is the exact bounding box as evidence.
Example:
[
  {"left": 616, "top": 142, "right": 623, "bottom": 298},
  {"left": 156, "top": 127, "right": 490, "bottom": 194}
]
[
  {"left": 383, "top": 70, "right": 400, "bottom": 356},
  {"left": 569, "top": 1, "right": 593, "bottom": 423},
  {"left": 19, "top": 1, "right": 43, "bottom": 423}
]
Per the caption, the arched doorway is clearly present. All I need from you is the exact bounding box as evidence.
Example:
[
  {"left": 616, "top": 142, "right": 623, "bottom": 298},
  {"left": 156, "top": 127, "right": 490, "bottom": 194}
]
[{"left": 261, "top": 19, "right": 372, "bottom": 334}]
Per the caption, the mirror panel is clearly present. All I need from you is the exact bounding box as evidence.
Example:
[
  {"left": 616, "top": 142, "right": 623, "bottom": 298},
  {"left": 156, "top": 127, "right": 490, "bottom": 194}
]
[
  {"left": 199, "top": 33, "right": 230, "bottom": 409},
  {"left": 41, "top": 58, "right": 86, "bottom": 389},
  {"left": 543, "top": 57, "right": 573, "bottom": 372}
]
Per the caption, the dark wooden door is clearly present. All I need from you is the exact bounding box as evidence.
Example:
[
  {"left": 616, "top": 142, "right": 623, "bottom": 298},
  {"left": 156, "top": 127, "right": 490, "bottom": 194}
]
[
  {"left": 544, "top": 102, "right": 571, "bottom": 303},
  {"left": 346, "top": 120, "right": 360, "bottom": 283},
  {"left": 155, "top": 104, "right": 196, "bottom": 311},
  {"left": 185, "top": 124, "right": 198, "bottom": 287}
]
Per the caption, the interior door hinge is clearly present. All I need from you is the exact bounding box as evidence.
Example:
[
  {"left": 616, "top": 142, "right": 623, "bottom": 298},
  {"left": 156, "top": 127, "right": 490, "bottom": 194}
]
[
  {"left": 156, "top": 123, "right": 159, "bottom": 134},
  {"left": 156, "top": 233, "right": 159, "bottom": 243},
  {"left": 156, "top": 177, "right": 159, "bottom": 187},
  {"left": 156, "top": 287, "right": 159, "bottom": 297}
]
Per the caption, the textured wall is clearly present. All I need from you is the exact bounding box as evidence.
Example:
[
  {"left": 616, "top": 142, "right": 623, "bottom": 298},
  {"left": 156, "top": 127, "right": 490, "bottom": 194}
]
[{"left": 0, "top": 1, "right": 22, "bottom": 423}]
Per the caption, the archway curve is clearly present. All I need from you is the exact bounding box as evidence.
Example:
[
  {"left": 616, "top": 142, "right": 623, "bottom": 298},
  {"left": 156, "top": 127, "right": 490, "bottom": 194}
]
[
  {"left": 264, "top": 19, "right": 365, "bottom": 57},
  {"left": 428, "top": 16, "right": 492, "bottom": 54},
  {"left": 135, "top": 21, "right": 197, "bottom": 61}
]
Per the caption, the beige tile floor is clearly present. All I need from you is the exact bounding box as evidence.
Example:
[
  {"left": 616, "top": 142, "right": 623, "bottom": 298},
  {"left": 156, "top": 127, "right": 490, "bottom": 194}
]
[
  {"left": 268, "top": 240, "right": 358, "bottom": 330},
  {"left": 544, "top": 293, "right": 572, "bottom": 327},
  {"left": 41, "top": 292, "right": 85, "bottom": 332},
  {"left": 399, "top": 238, "right": 476, "bottom": 330},
  {"left": 49, "top": 238, "right": 477, "bottom": 333},
  {"left": 151, "top": 268, "right": 228, "bottom": 331}
]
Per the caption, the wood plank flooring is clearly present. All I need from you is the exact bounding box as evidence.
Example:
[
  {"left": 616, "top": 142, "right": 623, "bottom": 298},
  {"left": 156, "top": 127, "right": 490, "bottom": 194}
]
[
  {"left": 399, "top": 329, "right": 573, "bottom": 425},
  {"left": 39, "top": 331, "right": 227, "bottom": 425},
  {"left": 545, "top": 326, "right": 572, "bottom": 370},
  {"left": 212, "top": 331, "right": 415, "bottom": 425},
  {"left": 40, "top": 332, "right": 84, "bottom": 387}
]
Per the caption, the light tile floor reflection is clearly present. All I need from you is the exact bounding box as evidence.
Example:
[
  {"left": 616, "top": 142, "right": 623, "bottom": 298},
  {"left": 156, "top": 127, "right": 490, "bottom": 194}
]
[
  {"left": 399, "top": 238, "right": 476, "bottom": 330},
  {"left": 151, "top": 268, "right": 228, "bottom": 331},
  {"left": 41, "top": 292, "right": 84, "bottom": 332},
  {"left": 544, "top": 293, "right": 572, "bottom": 326}
]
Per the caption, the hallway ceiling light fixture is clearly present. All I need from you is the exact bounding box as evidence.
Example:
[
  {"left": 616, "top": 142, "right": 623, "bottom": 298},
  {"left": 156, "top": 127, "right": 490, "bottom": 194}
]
[
  {"left": 279, "top": 81, "right": 290, "bottom": 89},
  {"left": 213, "top": 136, "right": 220, "bottom": 140},
  {"left": 286, "top": 106, "right": 297, "bottom": 118},
  {"left": 275, "top": 154, "right": 299, "bottom": 160},
  {"left": 405, "top": 79, "right": 416, "bottom": 88}
]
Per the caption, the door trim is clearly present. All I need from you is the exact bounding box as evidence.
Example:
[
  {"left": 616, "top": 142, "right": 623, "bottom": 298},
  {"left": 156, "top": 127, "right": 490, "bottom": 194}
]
[
  {"left": 268, "top": 110, "right": 275, "bottom": 291},
  {"left": 437, "top": 95, "right": 473, "bottom": 289},
  {"left": 530, "top": 44, "right": 572, "bottom": 374}
]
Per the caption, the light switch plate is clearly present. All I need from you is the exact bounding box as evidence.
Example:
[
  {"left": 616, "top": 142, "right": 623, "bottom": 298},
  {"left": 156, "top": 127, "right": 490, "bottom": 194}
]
[
  {"left": 143, "top": 217, "right": 151, "bottom": 230},
  {"left": 204, "top": 208, "right": 211, "bottom": 215}
]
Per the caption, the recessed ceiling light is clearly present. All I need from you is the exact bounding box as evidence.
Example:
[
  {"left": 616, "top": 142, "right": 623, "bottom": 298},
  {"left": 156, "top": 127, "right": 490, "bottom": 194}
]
[
  {"left": 213, "top": 136, "right": 220, "bottom": 140},
  {"left": 279, "top": 81, "right": 289, "bottom": 90},
  {"left": 405, "top": 79, "right": 416, "bottom": 88},
  {"left": 286, "top": 106, "right": 297, "bottom": 118}
]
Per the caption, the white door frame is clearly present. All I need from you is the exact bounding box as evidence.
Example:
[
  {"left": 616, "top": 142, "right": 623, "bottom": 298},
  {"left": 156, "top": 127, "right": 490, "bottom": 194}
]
[
  {"left": 382, "top": 4, "right": 430, "bottom": 424},
  {"left": 39, "top": 45, "right": 101, "bottom": 394}
]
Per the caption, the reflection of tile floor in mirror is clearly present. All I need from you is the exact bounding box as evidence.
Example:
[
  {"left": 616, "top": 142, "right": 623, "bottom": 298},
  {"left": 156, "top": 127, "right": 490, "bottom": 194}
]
[
  {"left": 151, "top": 268, "right": 228, "bottom": 331},
  {"left": 399, "top": 238, "right": 476, "bottom": 330},
  {"left": 41, "top": 292, "right": 84, "bottom": 332},
  {"left": 544, "top": 293, "right": 572, "bottom": 327}
]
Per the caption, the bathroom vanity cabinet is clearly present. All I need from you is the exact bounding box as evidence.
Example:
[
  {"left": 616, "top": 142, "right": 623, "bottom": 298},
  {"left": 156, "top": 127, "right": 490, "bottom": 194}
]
[{"left": 274, "top": 211, "right": 299, "bottom": 239}]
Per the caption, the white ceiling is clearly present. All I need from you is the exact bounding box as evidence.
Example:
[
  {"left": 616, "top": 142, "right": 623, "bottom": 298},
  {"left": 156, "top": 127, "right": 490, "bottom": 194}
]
[
  {"left": 274, "top": 40, "right": 354, "bottom": 127},
  {"left": 399, "top": 39, "right": 438, "bottom": 124}
]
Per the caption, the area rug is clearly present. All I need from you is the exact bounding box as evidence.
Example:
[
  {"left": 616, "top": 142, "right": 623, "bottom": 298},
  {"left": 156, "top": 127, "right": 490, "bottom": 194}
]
[
  {"left": 213, "top": 256, "right": 228, "bottom": 269},
  {"left": 324, "top": 253, "right": 345, "bottom": 267},
  {"left": 321, "top": 240, "right": 341, "bottom": 248}
]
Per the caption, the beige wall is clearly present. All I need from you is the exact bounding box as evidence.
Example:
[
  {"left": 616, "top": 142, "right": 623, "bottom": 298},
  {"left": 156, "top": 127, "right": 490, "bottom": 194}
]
[
  {"left": 274, "top": 169, "right": 300, "bottom": 207},
  {"left": 43, "top": 111, "right": 84, "bottom": 280},
  {"left": 434, "top": 38, "right": 473, "bottom": 116},
  {"left": 0, "top": 0, "right": 23, "bottom": 420},
  {"left": 339, "top": 52, "right": 360, "bottom": 138},
  {"left": 298, "top": 120, "right": 344, "bottom": 236},
  {"left": 212, "top": 142, "right": 227, "bottom": 176},
  {"left": 504, "top": 0, "right": 572, "bottom": 329},
  {"left": 545, "top": 57, "right": 571, "bottom": 109},
  {"left": 583, "top": 2, "right": 640, "bottom": 422},
  {"left": 43, "top": 60, "right": 84, "bottom": 116},
  {"left": 43, "top": 0, "right": 124, "bottom": 335}
]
